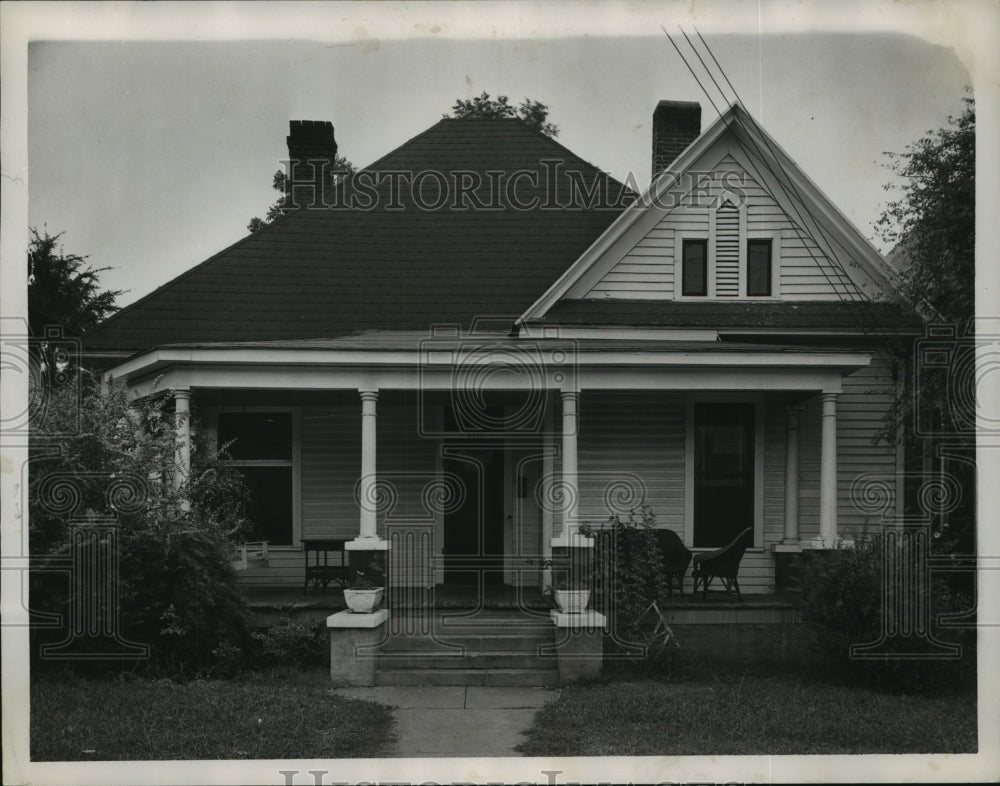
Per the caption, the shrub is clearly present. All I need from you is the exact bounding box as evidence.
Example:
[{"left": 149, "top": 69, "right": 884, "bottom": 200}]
[
  {"left": 251, "top": 616, "right": 327, "bottom": 670},
  {"left": 799, "top": 530, "right": 975, "bottom": 693},
  {"left": 30, "top": 374, "right": 253, "bottom": 677},
  {"left": 583, "top": 506, "right": 671, "bottom": 642}
]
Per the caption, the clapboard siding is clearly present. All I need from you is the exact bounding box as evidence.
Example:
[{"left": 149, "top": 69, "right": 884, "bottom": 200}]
[
  {"left": 236, "top": 378, "right": 896, "bottom": 591},
  {"left": 792, "top": 359, "right": 898, "bottom": 541},
  {"left": 577, "top": 391, "right": 687, "bottom": 533},
  {"left": 837, "top": 357, "right": 898, "bottom": 532},
  {"left": 763, "top": 398, "right": 788, "bottom": 551},
  {"left": 236, "top": 549, "right": 307, "bottom": 587},
  {"left": 583, "top": 152, "right": 883, "bottom": 302},
  {"left": 779, "top": 232, "right": 861, "bottom": 299},
  {"left": 374, "top": 392, "right": 439, "bottom": 587},
  {"left": 300, "top": 400, "right": 361, "bottom": 540}
]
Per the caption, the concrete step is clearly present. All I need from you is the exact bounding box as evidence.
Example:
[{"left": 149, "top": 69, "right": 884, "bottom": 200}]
[
  {"left": 382, "top": 634, "right": 553, "bottom": 653},
  {"left": 375, "top": 668, "right": 558, "bottom": 687},
  {"left": 377, "top": 651, "right": 556, "bottom": 670}
]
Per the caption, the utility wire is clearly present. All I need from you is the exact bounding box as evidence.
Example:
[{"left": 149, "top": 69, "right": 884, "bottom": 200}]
[{"left": 663, "top": 26, "right": 902, "bottom": 364}]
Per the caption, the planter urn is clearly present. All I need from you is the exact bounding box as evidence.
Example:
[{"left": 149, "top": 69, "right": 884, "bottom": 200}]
[
  {"left": 343, "top": 587, "right": 384, "bottom": 613},
  {"left": 554, "top": 589, "right": 590, "bottom": 614}
]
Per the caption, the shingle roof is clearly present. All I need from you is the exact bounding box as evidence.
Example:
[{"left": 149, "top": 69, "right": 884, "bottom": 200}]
[
  {"left": 84, "top": 119, "right": 629, "bottom": 353},
  {"left": 533, "top": 299, "right": 923, "bottom": 331}
]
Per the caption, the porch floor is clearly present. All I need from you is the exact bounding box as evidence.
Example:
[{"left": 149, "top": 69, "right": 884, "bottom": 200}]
[{"left": 241, "top": 584, "right": 803, "bottom": 625}]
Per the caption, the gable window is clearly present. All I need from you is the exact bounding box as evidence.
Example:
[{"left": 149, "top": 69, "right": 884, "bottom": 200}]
[
  {"left": 746, "top": 238, "right": 773, "bottom": 296},
  {"left": 218, "top": 412, "right": 294, "bottom": 546},
  {"left": 682, "top": 238, "right": 708, "bottom": 296}
]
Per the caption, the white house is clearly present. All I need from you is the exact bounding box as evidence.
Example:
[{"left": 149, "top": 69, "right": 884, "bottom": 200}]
[{"left": 84, "top": 101, "right": 920, "bottom": 614}]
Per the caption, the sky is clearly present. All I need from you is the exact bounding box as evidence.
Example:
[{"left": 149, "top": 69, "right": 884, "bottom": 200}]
[{"left": 20, "top": 5, "right": 974, "bottom": 308}]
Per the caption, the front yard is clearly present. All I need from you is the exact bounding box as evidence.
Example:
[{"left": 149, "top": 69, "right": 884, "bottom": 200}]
[
  {"left": 31, "top": 668, "right": 393, "bottom": 761},
  {"left": 515, "top": 672, "right": 977, "bottom": 756}
]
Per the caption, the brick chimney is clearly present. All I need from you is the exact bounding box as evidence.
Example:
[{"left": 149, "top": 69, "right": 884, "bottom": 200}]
[
  {"left": 651, "top": 101, "right": 701, "bottom": 177},
  {"left": 285, "top": 120, "right": 338, "bottom": 208}
]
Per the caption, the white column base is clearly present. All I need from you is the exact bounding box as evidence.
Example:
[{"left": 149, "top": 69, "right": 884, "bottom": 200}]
[
  {"left": 550, "top": 534, "right": 594, "bottom": 549},
  {"left": 800, "top": 538, "right": 854, "bottom": 550},
  {"left": 327, "top": 608, "right": 390, "bottom": 628},
  {"left": 549, "top": 610, "right": 606, "bottom": 627},
  {"left": 345, "top": 537, "right": 391, "bottom": 551}
]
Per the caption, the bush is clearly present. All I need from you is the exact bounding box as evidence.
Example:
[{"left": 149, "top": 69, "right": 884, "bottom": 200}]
[
  {"left": 29, "top": 374, "right": 253, "bottom": 677},
  {"left": 251, "top": 617, "right": 327, "bottom": 670},
  {"left": 799, "top": 530, "right": 975, "bottom": 693},
  {"left": 583, "top": 506, "right": 671, "bottom": 642}
]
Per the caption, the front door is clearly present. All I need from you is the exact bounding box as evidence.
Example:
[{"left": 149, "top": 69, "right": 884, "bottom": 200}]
[
  {"left": 693, "top": 402, "right": 755, "bottom": 548},
  {"left": 442, "top": 448, "right": 506, "bottom": 584}
]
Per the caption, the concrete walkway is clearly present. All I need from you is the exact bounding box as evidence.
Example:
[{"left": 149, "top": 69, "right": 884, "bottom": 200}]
[{"left": 332, "top": 685, "right": 559, "bottom": 757}]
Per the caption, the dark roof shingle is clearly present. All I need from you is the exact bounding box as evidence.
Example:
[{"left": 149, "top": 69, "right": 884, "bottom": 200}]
[{"left": 84, "top": 119, "right": 628, "bottom": 353}]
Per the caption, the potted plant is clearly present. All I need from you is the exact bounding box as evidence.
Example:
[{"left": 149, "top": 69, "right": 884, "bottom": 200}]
[
  {"left": 343, "top": 565, "right": 384, "bottom": 614},
  {"left": 553, "top": 578, "right": 591, "bottom": 614}
]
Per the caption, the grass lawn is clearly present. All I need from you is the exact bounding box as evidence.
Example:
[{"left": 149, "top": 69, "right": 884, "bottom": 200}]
[
  {"left": 515, "top": 673, "right": 977, "bottom": 756},
  {"left": 31, "top": 668, "right": 393, "bottom": 760}
]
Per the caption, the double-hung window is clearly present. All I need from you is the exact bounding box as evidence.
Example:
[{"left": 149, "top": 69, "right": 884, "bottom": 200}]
[
  {"left": 746, "top": 238, "right": 773, "bottom": 296},
  {"left": 218, "top": 412, "right": 294, "bottom": 546},
  {"left": 682, "top": 238, "right": 708, "bottom": 296}
]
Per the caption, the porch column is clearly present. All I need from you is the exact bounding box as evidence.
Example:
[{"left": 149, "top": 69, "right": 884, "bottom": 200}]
[
  {"left": 347, "top": 389, "right": 388, "bottom": 550},
  {"left": 561, "top": 390, "right": 579, "bottom": 538},
  {"left": 173, "top": 388, "right": 191, "bottom": 512},
  {"left": 819, "top": 392, "right": 839, "bottom": 544},
  {"left": 783, "top": 406, "right": 801, "bottom": 543},
  {"left": 541, "top": 395, "right": 555, "bottom": 589}
]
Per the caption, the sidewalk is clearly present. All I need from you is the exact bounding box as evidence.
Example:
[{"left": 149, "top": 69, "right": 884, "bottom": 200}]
[{"left": 331, "top": 685, "right": 559, "bottom": 757}]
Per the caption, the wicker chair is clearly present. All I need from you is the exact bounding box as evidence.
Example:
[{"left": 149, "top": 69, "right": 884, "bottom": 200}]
[
  {"left": 691, "top": 527, "right": 753, "bottom": 600},
  {"left": 653, "top": 528, "right": 693, "bottom": 596}
]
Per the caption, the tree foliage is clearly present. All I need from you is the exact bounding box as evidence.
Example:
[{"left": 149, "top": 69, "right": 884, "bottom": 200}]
[
  {"left": 445, "top": 92, "right": 559, "bottom": 137},
  {"left": 248, "top": 155, "right": 356, "bottom": 233},
  {"left": 877, "top": 96, "right": 974, "bottom": 324},
  {"left": 28, "top": 228, "right": 121, "bottom": 365}
]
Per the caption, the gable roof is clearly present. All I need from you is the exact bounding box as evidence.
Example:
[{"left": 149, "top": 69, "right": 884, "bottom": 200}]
[
  {"left": 517, "top": 103, "right": 906, "bottom": 325},
  {"left": 84, "top": 119, "right": 628, "bottom": 355}
]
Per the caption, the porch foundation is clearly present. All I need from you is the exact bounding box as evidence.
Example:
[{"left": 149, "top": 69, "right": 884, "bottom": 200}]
[
  {"left": 327, "top": 609, "right": 388, "bottom": 686},
  {"left": 549, "top": 610, "right": 606, "bottom": 683}
]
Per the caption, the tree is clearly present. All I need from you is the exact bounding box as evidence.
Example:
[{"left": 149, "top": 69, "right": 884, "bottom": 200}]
[
  {"left": 28, "top": 228, "right": 122, "bottom": 362},
  {"left": 876, "top": 96, "right": 976, "bottom": 538},
  {"left": 248, "top": 155, "right": 356, "bottom": 233},
  {"left": 877, "top": 95, "right": 974, "bottom": 324},
  {"left": 445, "top": 92, "right": 559, "bottom": 137}
]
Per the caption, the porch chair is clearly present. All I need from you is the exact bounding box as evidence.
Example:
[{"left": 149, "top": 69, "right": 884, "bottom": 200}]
[
  {"left": 652, "top": 528, "right": 692, "bottom": 596},
  {"left": 301, "top": 539, "right": 351, "bottom": 595},
  {"left": 691, "top": 527, "right": 753, "bottom": 601}
]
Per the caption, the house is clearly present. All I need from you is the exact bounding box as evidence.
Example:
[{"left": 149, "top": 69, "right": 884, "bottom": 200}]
[{"left": 83, "top": 101, "right": 921, "bottom": 682}]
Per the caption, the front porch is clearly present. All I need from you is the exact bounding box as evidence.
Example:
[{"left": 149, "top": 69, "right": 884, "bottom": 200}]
[
  {"left": 242, "top": 583, "right": 803, "bottom": 627},
  {"left": 108, "top": 330, "right": 899, "bottom": 682}
]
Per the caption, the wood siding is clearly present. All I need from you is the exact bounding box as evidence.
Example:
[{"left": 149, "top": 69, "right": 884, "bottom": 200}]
[
  {"left": 584, "top": 153, "right": 881, "bottom": 301},
  {"left": 793, "top": 356, "right": 898, "bottom": 540},
  {"left": 235, "top": 373, "right": 897, "bottom": 593}
]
